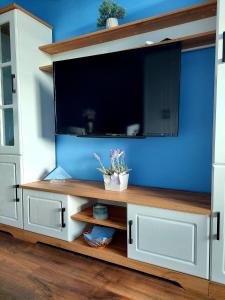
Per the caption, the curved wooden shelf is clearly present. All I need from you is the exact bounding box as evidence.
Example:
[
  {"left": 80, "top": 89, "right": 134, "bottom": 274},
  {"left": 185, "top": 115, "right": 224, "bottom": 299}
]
[
  {"left": 39, "top": 31, "right": 216, "bottom": 73},
  {"left": 20, "top": 179, "right": 211, "bottom": 215},
  {"left": 71, "top": 205, "right": 127, "bottom": 231},
  {"left": 39, "top": 1, "right": 216, "bottom": 55}
]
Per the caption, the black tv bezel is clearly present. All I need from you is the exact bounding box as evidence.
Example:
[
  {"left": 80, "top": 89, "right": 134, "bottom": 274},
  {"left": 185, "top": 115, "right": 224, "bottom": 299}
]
[{"left": 53, "top": 43, "right": 181, "bottom": 138}]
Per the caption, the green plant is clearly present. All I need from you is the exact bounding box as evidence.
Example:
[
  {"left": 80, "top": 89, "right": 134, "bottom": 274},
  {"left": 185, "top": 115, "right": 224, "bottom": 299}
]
[{"left": 97, "top": 0, "right": 126, "bottom": 27}]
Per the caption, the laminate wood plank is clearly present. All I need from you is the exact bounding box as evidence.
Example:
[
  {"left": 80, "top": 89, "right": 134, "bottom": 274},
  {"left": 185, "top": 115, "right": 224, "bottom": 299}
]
[
  {"left": 209, "top": 282, "right": 225, "bottom": 300},
  {"left": 20, "top": 179, "right": 211, "bottom": 215},
  {"left": 39, "top": 1, "right": 216, "bottom": 55},
  {"left": 0, "top": 3, "right": 52, "bottom": 29},
  {"left": 71, "top": 205, "right": 127, "bottom": 231},
  {"left": 0, "top": 231, "right": 209, "bottom": 300},
  {"left": 39, "top": 31, "right": 216, "bottom": 73},
  {"left": 0, "top": 223, "right": 210, "bottom": 298}
]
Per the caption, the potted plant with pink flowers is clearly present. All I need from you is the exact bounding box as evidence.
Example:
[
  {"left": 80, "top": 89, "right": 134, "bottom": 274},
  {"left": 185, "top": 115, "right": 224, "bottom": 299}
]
[{"left": 93, "top": 149, "right": 131, "bottom": 191}]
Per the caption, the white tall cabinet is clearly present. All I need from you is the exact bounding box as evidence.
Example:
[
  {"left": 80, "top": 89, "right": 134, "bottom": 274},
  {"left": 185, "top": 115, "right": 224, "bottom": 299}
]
[
  {"left": 0, "top": 8, "right": 55, "bottom": 229},
  {"left": 211, "top": 0, "right": 225, "bottom": 285}
]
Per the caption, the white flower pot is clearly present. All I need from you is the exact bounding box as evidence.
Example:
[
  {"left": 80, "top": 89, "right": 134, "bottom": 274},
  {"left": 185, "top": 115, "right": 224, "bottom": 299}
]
[
  {"left": 103, "top": 173, "right": 129, "bottom": 191},
  {"left": 106, "top": 18, "right": 119, "bottom": 29}
]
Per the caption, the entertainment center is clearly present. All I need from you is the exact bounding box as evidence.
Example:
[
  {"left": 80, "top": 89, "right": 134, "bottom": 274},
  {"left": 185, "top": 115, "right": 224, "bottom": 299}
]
[
  {"left": 1, "top": 179, "right": 211, "bottom": 297},
  {"left": 0, "top": 1, "right": 224, "bottom": 299}
]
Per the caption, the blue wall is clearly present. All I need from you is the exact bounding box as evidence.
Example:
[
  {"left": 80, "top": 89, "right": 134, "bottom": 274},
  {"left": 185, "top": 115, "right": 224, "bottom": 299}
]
[
  {"left": 0, "top": 0, "right": 215, "bottom": 192},
  {"left": 51, "top": 0, "right": 208, "bottom": 41},
  {"left": 0, "top": 0, "right": 59, "bottom": 27},
  {"left": 56, "top": 47, "right": 215, "bottom": 192},
  {"left": 0, "top": 0, "right": 208, "bottom": 40}
]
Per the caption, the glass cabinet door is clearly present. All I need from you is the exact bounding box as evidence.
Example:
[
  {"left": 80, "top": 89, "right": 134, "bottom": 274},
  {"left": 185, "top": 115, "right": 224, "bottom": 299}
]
[{"left": 0, "top": 22, "right": 15, "bottom": 147}]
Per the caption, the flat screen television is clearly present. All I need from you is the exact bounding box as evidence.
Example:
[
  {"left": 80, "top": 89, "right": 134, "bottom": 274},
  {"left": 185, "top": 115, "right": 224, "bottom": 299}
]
[{"left": 54, "top": 43, "right": 181, "bottom": 137}]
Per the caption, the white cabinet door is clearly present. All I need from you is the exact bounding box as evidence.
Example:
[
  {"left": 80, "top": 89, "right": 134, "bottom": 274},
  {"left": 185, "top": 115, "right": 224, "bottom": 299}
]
[
  {"left": 0, "top": 11, "right": 20, "bottom": 155},
  {"left": 23, "top": 189, "right": 68, "bottom": 240},
  {"left": 213, "top": 0, "right": 225, "bottom": 164},
  {"left": 0, "top": 156, "right": 22, "bottom": 228},
  {"left": 211, "top": 0, "right": 225, "bottom": 285},
  {"left": 211, "top": 166, "right": 225, "bottom": 284},
  {"left": 23, "top": 189, "right": 89, "bottom": 241},
  {"left": 128, "top": 204, "right": 209, "bottom": 278}
]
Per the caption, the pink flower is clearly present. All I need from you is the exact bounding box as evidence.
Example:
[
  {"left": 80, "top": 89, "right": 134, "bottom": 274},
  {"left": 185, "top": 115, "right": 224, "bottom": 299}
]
[{"left": 93, "top": 152, "right": 101, "bottom": 161}]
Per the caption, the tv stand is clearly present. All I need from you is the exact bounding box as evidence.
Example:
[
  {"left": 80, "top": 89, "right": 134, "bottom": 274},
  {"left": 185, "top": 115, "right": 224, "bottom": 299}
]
[{"left": 0, "top": 179, "right": 219, "bottom": 298}]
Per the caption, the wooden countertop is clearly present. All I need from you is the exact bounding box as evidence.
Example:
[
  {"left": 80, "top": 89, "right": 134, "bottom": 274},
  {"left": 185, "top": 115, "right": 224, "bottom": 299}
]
[{"left": 20, "top": 180, "right": 211, "bottom": 215}]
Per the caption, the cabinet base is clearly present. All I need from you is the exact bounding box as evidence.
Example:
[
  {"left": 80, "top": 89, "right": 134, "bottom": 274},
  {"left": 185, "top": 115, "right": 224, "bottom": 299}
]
[{"left": 0, "top": 223, "right": 222, "bottom": 299}]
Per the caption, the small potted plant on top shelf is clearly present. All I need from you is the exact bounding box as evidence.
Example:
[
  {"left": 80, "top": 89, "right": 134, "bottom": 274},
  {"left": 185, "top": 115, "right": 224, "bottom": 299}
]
[
  {"left": 97, "top": 0, "right": 126, "bottom": 29},
  {"left": 93, "top": 149, "right": 131, "bottom": 191}
]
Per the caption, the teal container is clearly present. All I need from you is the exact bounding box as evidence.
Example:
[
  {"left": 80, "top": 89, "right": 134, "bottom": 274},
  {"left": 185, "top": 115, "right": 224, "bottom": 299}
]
[{"left": 93, "top": 204, "right": 108, "bottom": 220}]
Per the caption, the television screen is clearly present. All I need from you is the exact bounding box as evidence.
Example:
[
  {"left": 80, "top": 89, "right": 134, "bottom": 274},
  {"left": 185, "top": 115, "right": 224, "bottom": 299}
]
[{"left": 54, "top": 43, "right": 181, "bottom": 137}]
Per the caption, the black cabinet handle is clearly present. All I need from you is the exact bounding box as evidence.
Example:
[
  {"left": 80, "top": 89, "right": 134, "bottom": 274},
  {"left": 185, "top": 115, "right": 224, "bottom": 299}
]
[
  {"left": 14, "top": 184, "right": 19, "bottom": 202},
  {"left": 11, "top": 74, "right": 16, "bottom": 93},
  {"left": 223, "top": 32, "right": 225, "bottom": 63},
  {"left": 128, "top": 220, "right": 133, "bottom": 244},
  {"left": 61, "top": 208, "right": 66, "bottom": 228},
  {"left": 216, "top": 212, "right": 220, "bottom": 241}
]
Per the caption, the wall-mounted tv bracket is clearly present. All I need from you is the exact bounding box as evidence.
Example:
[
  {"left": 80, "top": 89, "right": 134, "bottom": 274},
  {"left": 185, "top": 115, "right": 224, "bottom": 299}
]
[{"left": 223, "top": 32, "right": 225, "bottom": 63}]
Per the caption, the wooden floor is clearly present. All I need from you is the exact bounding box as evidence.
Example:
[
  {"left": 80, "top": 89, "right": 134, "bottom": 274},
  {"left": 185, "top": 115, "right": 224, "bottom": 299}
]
[{"left": 0, "top": 232, "right": 210, "bottom": 300}]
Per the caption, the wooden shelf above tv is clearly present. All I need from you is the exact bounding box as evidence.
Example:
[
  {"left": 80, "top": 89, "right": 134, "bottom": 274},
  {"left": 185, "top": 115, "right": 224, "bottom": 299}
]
[
  {"left": 39, "top": 31, "right": 216, "bottom": 73},
  {"left": 39, "top": 1, "right": 216, "bottom": 55},
  {"left": 71, "top": 205, "right": 127, "bottom": 231}
]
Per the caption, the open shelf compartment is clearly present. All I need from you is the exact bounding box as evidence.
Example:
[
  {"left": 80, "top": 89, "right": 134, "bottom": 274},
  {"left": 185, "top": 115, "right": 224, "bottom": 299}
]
[
  {"left": 71, "top": 205, "right": 127, "bottom": 231},
  {"left": 74, "top": 230, "right": 127, "bottom": 258}
]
